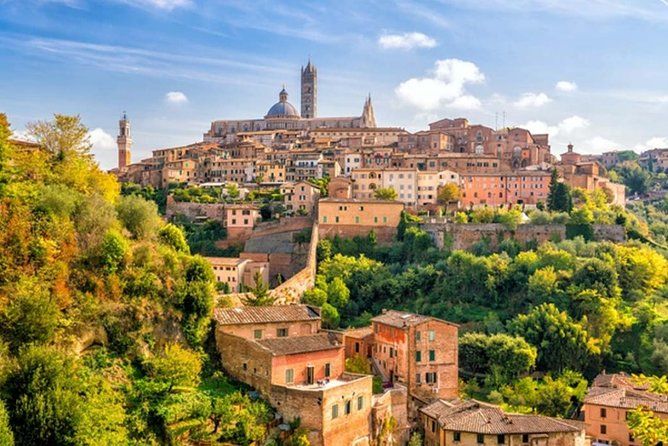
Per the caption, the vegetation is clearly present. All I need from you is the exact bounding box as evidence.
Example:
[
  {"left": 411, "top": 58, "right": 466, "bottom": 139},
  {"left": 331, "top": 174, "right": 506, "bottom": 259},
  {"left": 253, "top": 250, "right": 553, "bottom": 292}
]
[
  {"left": 0, "top": 114, "right": 272, "bottom": 444},
  {"left": 374, "top": 187, "right": 398, "bottom": 200}
]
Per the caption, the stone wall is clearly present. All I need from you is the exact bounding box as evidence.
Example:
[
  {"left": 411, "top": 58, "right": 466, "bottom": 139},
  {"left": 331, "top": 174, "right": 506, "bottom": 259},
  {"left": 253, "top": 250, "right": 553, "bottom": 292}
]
[
  {"left": 319, "top": 224, "right": 396, "bottom": 243},
  {"left": 270, "top": 222, "right": 319, "bottom": 304},
  {"left": 422, "top": 222, "right": 626, "bottom": 251},
  {"left": 165, "top": 196, "right": 226, "bottom": 221},
  {"left": 372, "top": 386, "right": 410, "bottom": 445}
]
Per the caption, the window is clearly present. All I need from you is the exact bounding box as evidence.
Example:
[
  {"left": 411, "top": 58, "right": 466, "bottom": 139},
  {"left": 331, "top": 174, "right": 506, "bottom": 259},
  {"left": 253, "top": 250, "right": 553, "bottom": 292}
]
[
  {"left": 331, "top": 404, "right": 339, "bottom": 419},
  {"left": 355, "top": 342, "right": 360, "bottom": 353},
  {"left": 429, "top": 350, "right": 435, "bottom": 361},
  {"left": 357, "top": 396, "right": 364, "bottom": 410},
  {"left": 325, "top": 363, "right": 331, "bottom": 378},
  {"left": 355, "top": 216, "right": 360, "bottom": 224},
  {"left": 415, "top": 331, "right": 421, "bottom": 341},
  {"left": 477, "top": 434, "right": 485, "bottom": 444},
  {"left": 254, "top": 329, "right": 262, "bottom": 339},
  {"left": 415, "top": 373, "right": 421, "bottom": 384},
  {"left": 277, "top": 328, "right": 288, "bottom": 337},
  {"left": 285, "top": 369, "right": 294, "bottom": 384},
  {"left": 322, "top": 216, "right": 328, "bottom": 223},
  {"left": 522, "top": 434, "right": 529, "bottom": 443},
  {"left": 600, "top": 408, "right": 607, "bottom": 418},
  {"left": 601, "top": 425, "right": 607, "bottom": 434},
  {"left": 454, "top": 432, "right": 461, "bottom": 442},
  {"left": 345, "top": 400, "right": 351, "bottom": 415},
  {"left": 389, "top": 347, "right": 394, "bottom": 358},
  {"left": 307, "top": 365, "right": 314, "bottom": 385},
  {"left": 497, "top": 435, "right": 505, "bottom": 444},
  {"left": 415, "top": 351, "right": 422, "bottom": 362}
]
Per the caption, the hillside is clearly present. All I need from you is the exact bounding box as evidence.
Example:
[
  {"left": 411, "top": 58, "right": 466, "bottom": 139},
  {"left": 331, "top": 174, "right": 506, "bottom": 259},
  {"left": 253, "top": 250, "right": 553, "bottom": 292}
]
[{"left": 0, "top": 114, "right": 273, "bottom": 445}]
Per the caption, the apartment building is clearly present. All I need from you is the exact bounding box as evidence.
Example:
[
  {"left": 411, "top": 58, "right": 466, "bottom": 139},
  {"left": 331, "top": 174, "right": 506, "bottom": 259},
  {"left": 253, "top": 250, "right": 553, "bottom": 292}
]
[
  {"left": 370, "top": 310, "right": 458, "bottom": 404},
  {"left": 460, "top": 170, "right": 551, "bottom": 207},
  {"left": 206, "top": 257, "right": 269, "bottom": 292},
  {"left": 282, "top": 180, "right": 320, "bottom": 215}
]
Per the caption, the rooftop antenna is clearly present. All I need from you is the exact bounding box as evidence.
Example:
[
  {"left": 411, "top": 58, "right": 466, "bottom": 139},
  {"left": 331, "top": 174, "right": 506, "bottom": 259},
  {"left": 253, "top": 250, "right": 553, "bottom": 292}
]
[{"left": 122, "top": 110, "right": 127, "bottom": 120}]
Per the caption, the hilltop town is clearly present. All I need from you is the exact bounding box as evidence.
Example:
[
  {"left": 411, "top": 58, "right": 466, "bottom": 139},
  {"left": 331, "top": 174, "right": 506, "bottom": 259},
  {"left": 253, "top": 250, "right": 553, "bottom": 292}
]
[
  {"left": 1, "top": 63, "right": 667, "bottom": 446},
  {"left": 57, "top": 60, "right": 668, "bottom": 446}
]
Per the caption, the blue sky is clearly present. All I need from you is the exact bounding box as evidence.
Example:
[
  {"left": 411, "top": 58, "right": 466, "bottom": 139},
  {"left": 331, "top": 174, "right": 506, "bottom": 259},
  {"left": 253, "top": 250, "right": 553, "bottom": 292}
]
[{"left": 2, "top": 0, "right": 668, "bottom": 169}]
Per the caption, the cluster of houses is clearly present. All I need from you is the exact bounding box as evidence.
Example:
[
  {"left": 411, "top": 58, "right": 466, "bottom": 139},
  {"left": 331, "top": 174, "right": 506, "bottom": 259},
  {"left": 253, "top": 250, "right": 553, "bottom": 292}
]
[{"left": 212, "top": 304, "right": 667, "bottom": 446}]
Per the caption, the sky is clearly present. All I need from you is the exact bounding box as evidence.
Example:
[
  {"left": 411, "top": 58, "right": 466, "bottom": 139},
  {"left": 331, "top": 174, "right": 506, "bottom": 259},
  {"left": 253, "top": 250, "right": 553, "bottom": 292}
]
[{"left": 2, "top": 0, "right": 668, "bottom": 169}]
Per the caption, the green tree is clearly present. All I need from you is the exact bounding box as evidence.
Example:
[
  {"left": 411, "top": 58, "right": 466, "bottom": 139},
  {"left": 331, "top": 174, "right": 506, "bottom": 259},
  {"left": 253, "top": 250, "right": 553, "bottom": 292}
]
[
  {"left": 145, "top": 343, "right": 202, "bottom": 391},
  {"left": 116, "top": 195, "right": 161, "bottom": 239},
  {"left": 437, "top": 183, "right": 460, "bottom": 207},
  {"left": 321, "top": 303, "right": 340, "bottom": 328},
  {"left": 627, "top": 406, "right": 668, "bottom": 446},
  {"left": 1, "top": 277, "right": 60, "bottom": 352},
  {"left": 27, "top": 113, "right": 91, "bottom": 159},
  {"left": 408, "top": 431, "right": 423, "bottom": 446},
  {"left": 547, "top": 169, "right": 573, "bottom": 212},
  {"left": 459, "top": 333, "right": 537, "bottom": 381},
  {"left": 99, "top": 229, "right": 130, "bottom": 273},
  {"left": 327, "top": 277, "right": 350, "bottom": 309},
  {"left": 374, "top": 187, "right": 397, "bottom": 200},
  {"left": 158, "top": 223, "right": 190, "bottom": 253},
  {"left": 0, "top": 401, "right": 14, "bottom": 446},
  {"left": 345, "top": 355, "right": 372, "bottom": 374},
  {"left": 243, "top": 272, "right": 275, "bottom": 306},
  {"left": 510, "top": 303, "right": 596, "bottom": 372}
]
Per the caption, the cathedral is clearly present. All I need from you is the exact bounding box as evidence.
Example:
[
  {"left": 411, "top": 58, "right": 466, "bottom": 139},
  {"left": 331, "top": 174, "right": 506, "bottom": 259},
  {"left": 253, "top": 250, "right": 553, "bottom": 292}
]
[{"left": 204, "top": 60, "right": 376, "bottom": 141}]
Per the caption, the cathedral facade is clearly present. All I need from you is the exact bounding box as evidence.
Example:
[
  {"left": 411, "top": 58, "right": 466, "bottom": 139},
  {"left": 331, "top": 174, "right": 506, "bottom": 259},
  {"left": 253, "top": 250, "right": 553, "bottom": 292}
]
[{"left": 204, "top": 60, "right": 376, "bottom": 142}]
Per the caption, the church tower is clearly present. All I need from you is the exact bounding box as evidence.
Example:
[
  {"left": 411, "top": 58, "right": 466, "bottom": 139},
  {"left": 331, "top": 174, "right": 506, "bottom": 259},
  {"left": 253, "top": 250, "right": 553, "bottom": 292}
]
[
  {"left": 117, "top": 112, "right": 132, "bottom": 170},
  {"left": 301, "top": 59, "right": 317, "bottom": 119},
  {"left": 361, "top": 94, "right": 377, "bottom": 128}
]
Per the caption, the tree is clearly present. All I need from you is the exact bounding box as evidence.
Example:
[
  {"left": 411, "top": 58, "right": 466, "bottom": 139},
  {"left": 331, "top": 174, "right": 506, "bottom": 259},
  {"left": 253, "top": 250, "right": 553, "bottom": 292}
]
[
  {"left": 374, "top": 187, "right": 397, "bottom": 201},
  {"left": 0, "top": 401, "right": 14, "bottom": 446},
  {"left": 27, "top": 114, "right": 91, "bottom": 159},
  {"left": 116, "top": 195, "right": 161, "bottom": 239},
  {"left": 158, "top": 223, "right": 190, "bottom": 253},
  {"left": 627, "top": 406, "right": 668, "bottom": 446},
  {"left": 327, "top": 277, "right": 350, "bottom": 309},
  {"left": 243, "top": 272, "right": 275, "bottom": 306},
  {"left": 547, "top": 169, "right": 573, "bottom": 212},
  {"left": 1, "top": 277, "right": 60, "bottom": 352},
  {"left": 459, "top": 333, "right": 537, "bottom": 381},
  {"left": 345, "top": 355, "right": 372, "bottom": 374},
  {"left": 145, "top": 343, "right": 202, "bottom": 391},
  {"left": 321, "top": 303, "right": 340, "bottom": 328},
  {"left": 437, "top": 183, "right": 460, "bottom": 208},
  {"left": 510, "top": 303, "right": 596, "bottom": 372},
  {"left": 408, "top": 432, "right": 423, "bottom": 446}
]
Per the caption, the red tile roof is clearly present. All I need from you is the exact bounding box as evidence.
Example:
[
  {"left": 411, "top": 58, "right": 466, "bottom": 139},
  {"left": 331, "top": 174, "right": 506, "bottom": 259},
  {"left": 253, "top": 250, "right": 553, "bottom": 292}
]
[
  {"left": 371, "top": 310, "right": 457, "bottom": 329},
  {"left": 213, "top": 305, "right": 320, "bottom": 325},
  {"left": 584, "top": 373, "right": 668, "bottom": 413},
  {"left": 257, "top": 332, "right": 341, "bottom": 356},
  {"left": 421, "top": 399, "right": 582, "bottom": 435}
]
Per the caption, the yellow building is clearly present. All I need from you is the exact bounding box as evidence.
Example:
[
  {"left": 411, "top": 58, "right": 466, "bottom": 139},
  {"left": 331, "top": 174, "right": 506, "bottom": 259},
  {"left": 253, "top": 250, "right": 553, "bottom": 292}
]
[{"left": 318, "top": 198, "right": 404, "bottom": 242}]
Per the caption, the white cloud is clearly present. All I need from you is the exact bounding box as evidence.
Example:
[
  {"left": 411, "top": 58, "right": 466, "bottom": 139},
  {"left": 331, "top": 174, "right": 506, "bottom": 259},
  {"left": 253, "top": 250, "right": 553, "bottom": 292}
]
[
  {"left": 10, "top": 129, "right": 35, "bottom": 141},
  {"left": 120, "top": 0, "right": 192, "bottom": 10},
  {"left": 165, "top": 91, "right": 188, "bottom": 104},
  {"left": 521, "top": 115, "right": 589, "bottom": 137},
  {"left": 588, "top": 136, "right": 618, "bottom": 152},
  {"left": 88, "top": 128, "right": 116, "bottom": 151},
  {"left": 633, "top": 136, "right": 668, "bottom": 151},
  {"left": 395, "top": 59, "right": 485, "bottom": 111},
  {"left": 514, "top": 92, "right": 552, "bottom": 108},
  {"left": 378, "top": 32, "right": 437, "bottom": 50},
  {"left": 559, "top": 115, "right": 589, "bottom": 133},
  {"left": 555, "top": 80, "right": 578, "bottom": 92}
]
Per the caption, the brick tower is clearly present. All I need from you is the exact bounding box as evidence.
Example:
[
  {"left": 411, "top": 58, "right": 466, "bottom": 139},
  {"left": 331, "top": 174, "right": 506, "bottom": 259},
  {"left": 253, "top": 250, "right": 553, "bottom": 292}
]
[
  {"left": 117, "top": 112, "right": 132, "bottom": 170},
  {"left": 301, "top": 59, "right": 317, "bottom": 119}
]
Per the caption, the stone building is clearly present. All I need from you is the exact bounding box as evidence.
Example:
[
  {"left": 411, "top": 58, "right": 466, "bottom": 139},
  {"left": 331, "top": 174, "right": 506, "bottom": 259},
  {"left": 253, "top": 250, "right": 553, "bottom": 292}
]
[
  {"left": 282, "top": 180, "right": 320, "bottom": 215},
  {"left": 214, "top": 305, "right": 373, "bottom": 446},
  {"left": 583, "top": 372, "right": 668, "bottom": 446},
  {"left": 370, "top": 310, "right": 459, "bottom": 406},
  {"left": 318, "top": 198, "right": 404, "bottom": 242},
  {"left": 117, "top": 112, "right": 132, "bottom": 170},
  {"left": 460, "top": 170, "right": 552, "bottom": 207},
  {"left": 420, "top": 399, "right": 586, "bottom": 446},
  {"left": 206, "top": 256, "right": 269, "bottom": 292}
]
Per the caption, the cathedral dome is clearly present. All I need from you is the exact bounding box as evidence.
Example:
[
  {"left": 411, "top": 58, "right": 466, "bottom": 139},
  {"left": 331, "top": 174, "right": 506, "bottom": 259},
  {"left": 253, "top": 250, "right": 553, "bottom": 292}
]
[{"left": 265, "top": 87, "right": 300, "bottom": 118}]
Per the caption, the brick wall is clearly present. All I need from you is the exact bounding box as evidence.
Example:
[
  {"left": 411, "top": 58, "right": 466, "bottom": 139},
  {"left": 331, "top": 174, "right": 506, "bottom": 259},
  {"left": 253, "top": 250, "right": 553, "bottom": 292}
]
[{"left": 215, "top": 331, "right": 273, "bottom": 394}]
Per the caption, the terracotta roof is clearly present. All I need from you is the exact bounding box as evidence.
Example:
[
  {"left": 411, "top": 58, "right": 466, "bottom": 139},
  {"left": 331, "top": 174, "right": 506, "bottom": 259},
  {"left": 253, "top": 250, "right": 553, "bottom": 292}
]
[
  {"left": 371, "top": 310, "right": 457, "bottom": 328},
  {"left": 213, "top": 305, "right": 320, "bottom": 325},
  {"left": 319, "top": 198, "right": 403, "bottom": 205},
  {"left": 421, "top": 400, "right": 583, "bottom": 435},
  {"left": 257, "top": 332, "right": 341, "bottom": 356},
  {"left": 344, "top": 326, "right": 373, "bottom": 339},
  {"left": 584, "top": 373, "right": 668, "bottom": 413}
]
